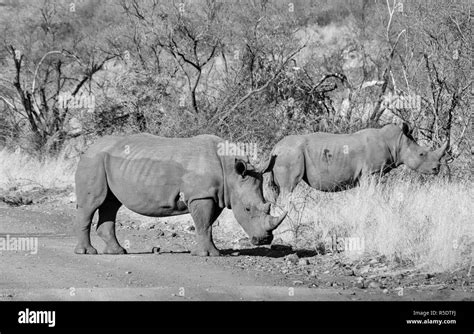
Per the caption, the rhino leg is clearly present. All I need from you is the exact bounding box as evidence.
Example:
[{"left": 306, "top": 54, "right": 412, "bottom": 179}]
[
  {"left": 74, "top": 156, "right": 109, "bottom": 255},
  {"left": 273, "top": 153, "right": 304, "bottom": 211},
  {"left": 74, "top": 207, "right": 98, "bottom": 255},
  {"left": 96, "top": 191, "right": 125, "bottom": 255},
  {"left": 189, "top": 199, "right": 223, "bottom": 257}
]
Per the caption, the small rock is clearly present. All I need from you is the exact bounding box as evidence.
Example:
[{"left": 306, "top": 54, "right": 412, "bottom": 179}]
[
  {"left": 382, "top": 289, "right": 389, "bottom": 294},
  {"left": 369, "top": 258, "right": 378, "bottom": 265},
  {"left": 68, "top": 192, "right": 76, "bottom": 203},
  {"left": 187, "top": 225, "right": 195, "bottom": 232},
  {"left": 285, "top": 253, "right": 299, "bottom": 265},
  {"left": 148, "top": 224, "right": 156, "bottom": 230},
  {"left": 231, "top": 252, "right": 239, "bottom": 256},
  {"left": 345, "top": 268, "right": 356, "bottom": 276},
  {"left": 298, "top": 258, "right": 310, "bottom": 266},
  {"left": 293, "top": 280, "right": 304, "bottom": 286},
  {"left": 331, "top": 282, "right": 338, "bottom": 287},
  {"left": 152, "top": 246, "right": 160, "bottom": 254},
  {"left": 425, "top": 273, "right": 435, "bottom": 279},
  {"left": 355, "top": 282, "right": 365, "bottom": 289},
  {"left": 281, "top": 269, "right": 289, "bottom": 274},
  {"left": 125, "top": 271, "right": 132, "bottom": 274},
  {"left": 309, "top": 270, "right": 318, "bottom": 277},
  {"left": 359, "top": 265, "right": 370, "bottom": 274},
  {"left": 355, "top": 277, "right": 365, "bottom": 289},
  {"left": 155, "top": 229, "right": 165, "bottom": 237},
  {"left": 170, "top": 232, "right": 177, "bottom": 238},
  {"left": 368, "top": 281, "right": 380, "bottom": 289},
  {"left": 323, "top": 270, "right": 330, "bottom": 274}
]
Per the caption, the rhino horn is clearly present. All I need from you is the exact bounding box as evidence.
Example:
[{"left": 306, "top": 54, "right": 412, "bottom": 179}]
[
  {"left": 265, "top": 211, "right": 287, "bottom": 231},
  {"left": 435, "top": 142, "right": 449, "bottom": 159},
  {"left": 262, "top": 202, "right": 271, "bottom": 214}
]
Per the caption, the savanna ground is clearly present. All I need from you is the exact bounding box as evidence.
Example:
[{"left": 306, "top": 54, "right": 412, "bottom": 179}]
[{"left": 0, "top": 148, "right": 472, "bottom": 301}]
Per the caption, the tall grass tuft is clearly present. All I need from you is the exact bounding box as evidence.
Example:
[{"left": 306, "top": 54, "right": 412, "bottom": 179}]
[
  {"left": 0, "top": 148, "right": 77, "bottom": 190},
  {"left": 272, "top": 176, "right": 473, "bottom": 272}
]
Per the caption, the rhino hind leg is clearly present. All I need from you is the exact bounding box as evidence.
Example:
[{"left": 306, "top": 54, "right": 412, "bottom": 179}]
[
  {"left": 189, "top": 199, "right": 223, "bottom": 257},
  {"left": 96, "top": 191, "right": 125, "bottom": 255}
]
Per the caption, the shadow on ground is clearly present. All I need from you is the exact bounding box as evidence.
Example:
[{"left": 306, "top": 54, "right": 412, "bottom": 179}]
[{"left": 221, "top": 245, "right": 318, "bottom": 258}]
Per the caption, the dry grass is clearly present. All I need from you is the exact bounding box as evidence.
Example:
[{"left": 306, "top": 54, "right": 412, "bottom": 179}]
[
  {"left": 0, "top": 148, "right": 77, "bottom": 191},
  {"left": 270, "top": 176, "right": 473, "bottom": 272}
]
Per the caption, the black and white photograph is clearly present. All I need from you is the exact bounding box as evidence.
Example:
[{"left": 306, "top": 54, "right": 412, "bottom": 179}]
[{"left": 0, "top": 0, "right": 472, "bottom": 331}]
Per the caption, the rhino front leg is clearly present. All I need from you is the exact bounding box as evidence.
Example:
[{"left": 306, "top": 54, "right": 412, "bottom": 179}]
[
  {"left": 74, "top": 207, "right": 98, "bottom": 255},
  {"left": 189, "top": 199, "right": 223, "bottom": 257},
  {"left": 96, "top": 192, "right": 125, "bottom": 255},
  {"left": 273, "top": 155, "right": 304, "bottom": 213}
]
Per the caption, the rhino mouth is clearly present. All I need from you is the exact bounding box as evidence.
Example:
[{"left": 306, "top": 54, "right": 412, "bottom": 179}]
[{"left": 420, "top": 166, "right": 440, "bottom": 175}]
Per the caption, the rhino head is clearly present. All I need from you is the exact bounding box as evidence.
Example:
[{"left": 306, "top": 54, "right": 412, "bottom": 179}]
[
  {"left": 228, "top": 158, "right": 287, "bottom": 246},
  {"left": 394, "top": 123, "right": 448, "bottom": 174}
]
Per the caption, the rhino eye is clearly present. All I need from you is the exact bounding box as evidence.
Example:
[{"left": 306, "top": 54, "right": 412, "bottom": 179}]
[
  {"left": 419, "top": 152, "right": 425, "bottom": 157},
  {"left": 245, "top": 207, "right": 251, "bottom": 212}
]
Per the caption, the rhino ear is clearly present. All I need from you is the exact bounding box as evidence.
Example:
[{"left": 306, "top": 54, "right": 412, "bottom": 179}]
[
  {"left": 234, "top": 159, "right": 247, "bottom": 177},
  {"left": 257, "top": 155, "right": 277, "bottom": 174},
  {"left": 401, "top": 122, "right": 410, "bottom": 135},
  {"left": 402, "top": 122, "right": 414, "bottom": 137}
]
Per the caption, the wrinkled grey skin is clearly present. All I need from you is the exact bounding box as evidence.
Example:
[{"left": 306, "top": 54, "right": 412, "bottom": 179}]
[
  {"left": 261, "top": 123, "right": 448, "bottom": 203},
  {"left": 74, "top": 134, "right": 286, "bottom": 256}
]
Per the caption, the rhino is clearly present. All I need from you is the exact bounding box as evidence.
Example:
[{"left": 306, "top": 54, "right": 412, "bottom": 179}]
[
  {"left": 261, "top": 123, "right": 448, "bottom": 202},
  {"left": 74, "top": 133, "right": 286, "bottom": 256}
]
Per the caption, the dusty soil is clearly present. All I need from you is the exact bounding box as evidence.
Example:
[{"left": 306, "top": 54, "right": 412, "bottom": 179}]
[{"left": 0, "top": 190, "right": 472, "bottom": 301}]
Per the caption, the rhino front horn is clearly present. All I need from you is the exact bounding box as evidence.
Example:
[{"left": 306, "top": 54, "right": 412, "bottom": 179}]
[
  {"left": 436, "top": 142, "right": 449, "bottom": 159},
  {"left": 266, "top": 211, "right": 288, "bottom": 231}
]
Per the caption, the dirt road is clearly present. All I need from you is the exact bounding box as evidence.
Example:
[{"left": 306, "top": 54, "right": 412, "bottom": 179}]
[{"left": 0, "top": 201, "right": 471, "bottom": 301}]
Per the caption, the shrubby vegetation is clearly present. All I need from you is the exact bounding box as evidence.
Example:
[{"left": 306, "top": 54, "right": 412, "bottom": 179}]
[{"left": 0, "top": 0, "right": 471, "bottom": 175}]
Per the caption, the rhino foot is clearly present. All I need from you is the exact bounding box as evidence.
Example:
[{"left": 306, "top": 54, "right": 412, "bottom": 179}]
[
  {"left": 103, "top": 245, "right": 127, "bottom": 255},
  {"left": 191, "top": 248, "right": 221, "bottom": 257},
  {"left": 74, "top": 244, "right": 98, "bottom": 255}
]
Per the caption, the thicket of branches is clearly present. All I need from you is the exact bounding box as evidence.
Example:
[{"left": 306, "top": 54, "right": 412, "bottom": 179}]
[{"left": 0, "top": 0, "right": 471, "bottom": 177}]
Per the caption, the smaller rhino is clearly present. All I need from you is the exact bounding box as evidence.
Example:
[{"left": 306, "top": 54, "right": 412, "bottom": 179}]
[{"left": 261, "top": 123, "right": 448, "bottom": 202}]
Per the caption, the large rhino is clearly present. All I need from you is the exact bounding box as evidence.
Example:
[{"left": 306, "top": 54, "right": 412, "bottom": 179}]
[
  {"left": 74, "top": 133, "right": 286, "bottom": 256},
  {"left": 261, "top": 123, "right": 448, "bottom": 202}
]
